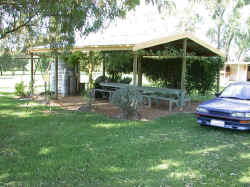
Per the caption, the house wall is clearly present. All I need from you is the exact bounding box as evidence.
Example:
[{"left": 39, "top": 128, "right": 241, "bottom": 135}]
[
  {"left": 50, "top": 58, "right": 77, "bottom": 96},
  {"left": 220, "top": 63, "right": 248, "bottom": 86}
]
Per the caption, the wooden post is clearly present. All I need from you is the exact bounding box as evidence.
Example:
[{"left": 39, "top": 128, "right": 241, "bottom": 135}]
[
  {"left": 102, "top": 53, "right": 105, "bottom": 77},
  {"left": 138, "top": 56, "right": 142, "bottom": 87},
  {"left": 88, "top": 51, "right": 94, "bottom": 90},
  {"left": 30, "top": 53, "right": 34, "bottom": 95},
  {"left": 216, "top": 59, "right": 220, "bottom": 93},
  {"left": 133, "top": 54, "right": 138, "bottom": 86},
  {"left": 55, "top": 55, "right": 58, "bottom": 99},
  {"left": 181, "top": 39, "right": 187, "bottom": 90}
]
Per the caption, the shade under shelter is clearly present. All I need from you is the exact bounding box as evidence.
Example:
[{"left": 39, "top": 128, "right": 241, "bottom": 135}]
[
  {"left": 27, "top": 32, "right": 225, "bottom": 97},
  {"left": 131, "top": 33, "right": 225, "bottom": 90}
]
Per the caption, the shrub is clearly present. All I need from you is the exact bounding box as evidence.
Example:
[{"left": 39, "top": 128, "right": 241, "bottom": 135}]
[
  {"left": 185, "top": 57, "right": 224, "bottom": 95},
  {"left": 110, "top": 86, "right": 144, "bottom": 120},
  {"left": 15, "top": 81, "right": 26, "bottom": 97}
]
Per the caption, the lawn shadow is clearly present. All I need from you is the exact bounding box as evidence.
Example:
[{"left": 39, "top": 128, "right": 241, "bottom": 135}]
[{"left": 0, "top": 94, "right": 250, "bottom": 186}]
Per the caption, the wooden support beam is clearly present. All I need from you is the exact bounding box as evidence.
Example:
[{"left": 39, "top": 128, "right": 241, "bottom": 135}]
[
  {"left": 102, "top": 54, "right": 105, "bottom": 77},
  {"left": 216, "top": 59, "right": 220, "bottom": 93},
  {"left": 181, "top": 39, "right": 187, "bottom": 90},
  {"left": 30, "top": 53, "right": 34, "bottom": 95},
  {"left": 88, "top": 51, "right": 94, "bottom": 90},
  {"left": 55, "top": 55, "right": 58, "bottom": 99},
  {"left": 133, "top": 54, "right": 138, "bottom": 86},
  {"left": 138, "top": 56, "right": 142, "bottom": 87}
]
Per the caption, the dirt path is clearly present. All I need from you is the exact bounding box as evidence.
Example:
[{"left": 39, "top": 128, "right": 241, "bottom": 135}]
[{"left": 49, "top": 96, "right": 199, "bottom": 121}]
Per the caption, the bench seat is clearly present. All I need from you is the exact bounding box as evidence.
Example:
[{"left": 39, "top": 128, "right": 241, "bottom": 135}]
[
  {"left": 143, "top": 95, "right": 191, "bottom": 112},
  {"left": 92, "top": 88, "right": 115, "bottom": 100}
]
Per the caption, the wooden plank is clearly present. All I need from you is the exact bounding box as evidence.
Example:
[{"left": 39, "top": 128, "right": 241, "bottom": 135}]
[
  {"left": 181, "top": 38, "right": 187, "bottom": 91},
  {"left": 28, "top": 44, "right": 135, "bottom": 53}
]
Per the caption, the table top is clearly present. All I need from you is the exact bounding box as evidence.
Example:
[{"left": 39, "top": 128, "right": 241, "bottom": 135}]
[
  {"left": 99, "top": 82, "right": 131, "bottom": 88},
  {"left": 99, "top": 82, "right": 183, "bottom": 95}
]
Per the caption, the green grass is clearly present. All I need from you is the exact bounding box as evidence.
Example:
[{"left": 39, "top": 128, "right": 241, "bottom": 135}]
[
  {"left": 0, "top": 92, "right": 250, "bottom": 186},
  {"left": 190, "top": 94, "right": 215, "bottom": 102}
]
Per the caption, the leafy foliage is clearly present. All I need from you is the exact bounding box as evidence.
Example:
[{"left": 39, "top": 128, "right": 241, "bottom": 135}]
[
  {"left": 14, "top": 81, "right": 26, "bottom": 97},
  {"left": 0, "top": 48, "right": 12, "bottom": 75},
  {"left": 62, "top": 51, "right": 84, "bottom": 69},
  {"left": 104, "top": 51, "right": 133, "bottom": 81},
  {"left": 110, "top": 86, "right": 144, "bottom": 119},
  {"left": 143, "top": 57, "right": 224, "bottom": 95},
  {"left": 0, "top": 0, "right": 139, "bottom": 50},
  {"left": 205, "top": 0, "right": 250, "bottom": 60},
  {"left": 186, "top": 57, "right": 224, "bottom": 95},
  {"left": 143, "top": 58, "right": 182, "bottom": 88},
  {"left": 0, "top": 48, "right": 28, "bottom": 75}
]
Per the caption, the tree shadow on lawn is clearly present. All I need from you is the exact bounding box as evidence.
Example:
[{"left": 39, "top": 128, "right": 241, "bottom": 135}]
[{"left": 0, "top": 95, "right": 250, "bottom": 186}]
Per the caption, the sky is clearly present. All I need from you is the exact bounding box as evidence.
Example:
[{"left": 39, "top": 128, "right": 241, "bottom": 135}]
[
  {"left": 76, "top": 0, "right": 250, "bottom": 60},
  {"left": 76, "top": 0, "right": 212, "bottom": 46}
]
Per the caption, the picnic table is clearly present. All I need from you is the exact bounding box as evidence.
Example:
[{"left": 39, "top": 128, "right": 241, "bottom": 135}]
[{"left": 93, "top": 82, "right": 190, "bottom": 112}]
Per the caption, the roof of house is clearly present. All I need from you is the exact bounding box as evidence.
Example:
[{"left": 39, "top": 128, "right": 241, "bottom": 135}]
[
  {"left": 28, "top": 32, "right": 225, "bottom": 58},
  {"left": 133, "top": 33, "right": 225, "bottom": 57}
]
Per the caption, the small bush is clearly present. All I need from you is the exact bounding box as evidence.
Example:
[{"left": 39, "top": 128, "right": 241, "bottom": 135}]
[
  {"left": 15, "top": 81, "right": 26, "bottom": 97},
  {"left": 110, "top": 86, "right": 144, "bottom": 120}
]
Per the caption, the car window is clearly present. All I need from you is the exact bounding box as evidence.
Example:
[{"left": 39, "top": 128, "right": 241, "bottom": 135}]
[
  {"left": 220, "top": 84, "right": 250, "bottom": 99},
  {"left": 241, "top": 87, "right": 250, "bottom": 98}
]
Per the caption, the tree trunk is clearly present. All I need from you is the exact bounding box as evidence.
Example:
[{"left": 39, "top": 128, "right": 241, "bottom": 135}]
[
  {"left": 216, "top": 25, "right": 222, "bottom": 93},
  {"left": 225, "top": 32, "right": 234, "bottom": 60}
]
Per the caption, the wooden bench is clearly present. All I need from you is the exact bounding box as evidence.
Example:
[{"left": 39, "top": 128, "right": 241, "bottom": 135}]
[
  {"left": 93, "top": 83, "right": 130, "bottom": 100},
  {"left": 93, "top": 83, "right": 191, "bottom": 112},
  {"left": 138, "top": 87, "right": 191, "bottom": 112}
]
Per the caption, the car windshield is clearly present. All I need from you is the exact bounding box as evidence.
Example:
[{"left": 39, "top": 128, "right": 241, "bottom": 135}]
[{"left": 220, "top": 84, "right": 250, "bottom": 100}]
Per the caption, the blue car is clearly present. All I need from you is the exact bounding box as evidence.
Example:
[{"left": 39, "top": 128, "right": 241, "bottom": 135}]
[{"left": 195, "top": 82, "right": 250, "bottom": 130}]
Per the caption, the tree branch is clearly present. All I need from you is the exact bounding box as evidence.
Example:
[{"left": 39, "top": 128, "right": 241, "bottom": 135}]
[{"left": 0, "top": 17, "right": 33, "bottom": 39}]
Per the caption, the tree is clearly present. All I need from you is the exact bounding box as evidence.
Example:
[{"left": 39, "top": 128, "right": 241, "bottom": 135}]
[
  {"left": 0, "top": 0, "right": 177, "bottom": 51},
  {"left": 104, "top": 51, "right": 133, "bottom": 81},
  {"left": 0, "top": 48, "right": 12, "bottom": 75},
  {"left": 0, "top": 0, "right": 140, "bottom": 50},
  {"left": 234, "top": 17, "right": 250, "bottom": 61},
  {"left": 204, "top": 0, "right": 249, "bottom": 91},
  {"left": 205, "top": 0, "right": 249, "bottom": 58},
  {"left": 175, "top": 2, "right": 203, "bottom": 33}
]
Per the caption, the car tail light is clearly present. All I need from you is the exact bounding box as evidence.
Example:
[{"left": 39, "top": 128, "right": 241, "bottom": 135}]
[{"left": 240, "top": 121, "right": 249, "bottom": 124}]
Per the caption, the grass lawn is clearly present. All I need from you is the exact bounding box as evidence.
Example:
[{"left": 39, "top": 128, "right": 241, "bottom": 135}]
[{"left": 0, "top": 92, "right": 250, "bottom": 187}]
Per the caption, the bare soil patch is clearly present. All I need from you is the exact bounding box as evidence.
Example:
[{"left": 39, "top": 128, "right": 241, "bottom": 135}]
[{"left": 46, "top": 96, "right": 199, "bottom": 121}]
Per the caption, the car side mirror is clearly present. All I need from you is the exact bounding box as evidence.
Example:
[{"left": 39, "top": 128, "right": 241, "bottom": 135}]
[{"left": 215, "top": 93, "right": 220, "bottom": 97}]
